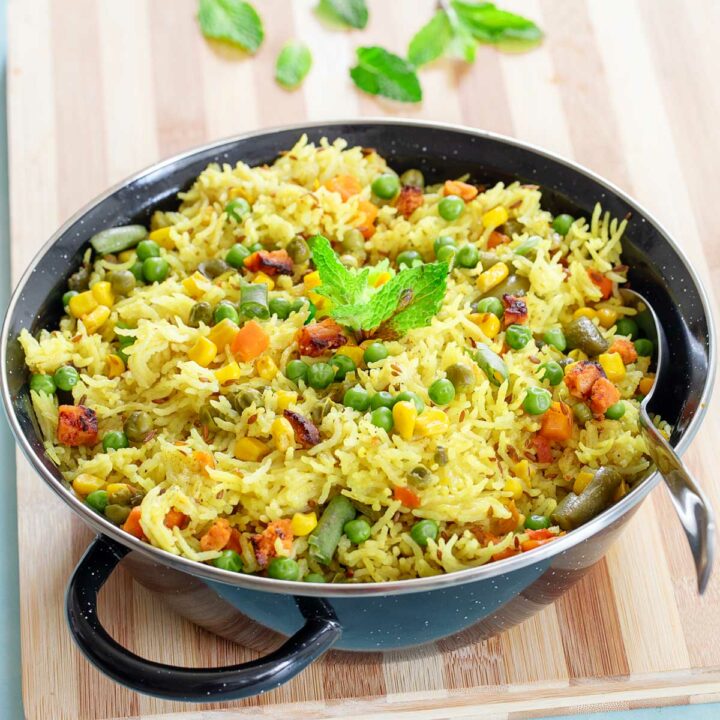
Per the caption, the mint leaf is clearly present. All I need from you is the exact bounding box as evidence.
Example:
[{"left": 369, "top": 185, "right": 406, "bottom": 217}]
[
  {"left": 275, "top": 41, "right": 312, "bottom": 89},
  {"left": 446, "top": 6, "right": 478, "bottom": 62},
  {"left": 198, "top": 0, "right": 264, "bottom": 53},
  {"left": 451, "top": 1, "right": 542, "bottom": 46},
  {"left": 350, "top": 47, "right": 422, "bottom": 103},
  {"left": 308, "top": 235, "right": 371, "bottom": 307},
  {"left": 316, "top": 0, "right": 368, "bottom": 29},
  {"left": 408, "top": 11, "right": 453, "bottom": 67}
]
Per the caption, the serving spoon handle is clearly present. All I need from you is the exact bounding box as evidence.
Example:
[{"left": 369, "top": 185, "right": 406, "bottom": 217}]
[{"left": 638, "top": 408, "right": 715, "bottom": 593}]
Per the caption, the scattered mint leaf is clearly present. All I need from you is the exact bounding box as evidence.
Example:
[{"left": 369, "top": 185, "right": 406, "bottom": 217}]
[
  {"left": 198, "top": 0, "right": 264, "bottom": 53},
  {"left": 275, "top": 41, "right": 312, "bottom": 89},
  {"left": 350, "top": 47, "right": 422, "bottom": 103},
  {"left": 408, "top": 11, "right": 453, "bottom": 67},
  {"left": 445, "top": 5, "right": 478, "bottom": 62},
  {"left": 316, "top": 0, "right": 368, "bottom": 29},
  {"left": 308, "top": 235, "right": 371, "bottom": 307},
  {"left": 450, "top": 1, "right": 542, "bottom": 46}
]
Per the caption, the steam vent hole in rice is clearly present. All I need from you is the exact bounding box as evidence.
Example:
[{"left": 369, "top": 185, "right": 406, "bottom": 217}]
[{"left": 20, "top": 135, "right": 667, "bottom": 583}]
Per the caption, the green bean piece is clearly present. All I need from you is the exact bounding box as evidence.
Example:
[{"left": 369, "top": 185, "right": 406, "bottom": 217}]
[
  {"left": 90, "top": 225, "right": 148, "bottom": 255},
  {"left": 445, "top": 362, "right": 475, "bottom": 393},
  {"left": 189, "top": 301, "right": 213, "bottom": 327},
  {"left": 232, "top": 389, "right": 264, "bottom": 412},
  {"left": 240, "top": 283, "right": 269, "bottom": 319},
  {"left": 481, "top": 274, "right": 530, "bottom": 301},
  {"left": 408, "top": 465, "right": 432, "bottom": 485},
  {"left": 308, "top": 495, "right": 357, "bottom": 565},
  {"left": 287, "top": 236, "right": 311, "bottom": 264},
  {"left": 123, "top": 411, "right": 153, "bottom": 443},
  {"left": 514, "top": 236, "right": 541, "bottom": 256},
  {"left": 434, "top": 446, "right": 449, "bottom": 466},
  {"left": 199, "top": 258, "right": 230, "bottom": 279},
  {"left": 564, "top": 316, "right": 609, "bottom": 355},
  {"left": 473, "top": 345, "right": 508, "bottom": 386},
  {"left": 551, "top": 467, "right": 622, "bottom": 530}
]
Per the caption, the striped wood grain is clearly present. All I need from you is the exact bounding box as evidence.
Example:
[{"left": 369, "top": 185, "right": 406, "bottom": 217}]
[{"left": 7, "top": 1, "right": 720, "bottom": 718}]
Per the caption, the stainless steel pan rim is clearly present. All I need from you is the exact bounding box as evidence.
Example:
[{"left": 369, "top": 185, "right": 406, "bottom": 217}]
[{"left": 1, "top": 118, "right": 715, "bottom": 598}]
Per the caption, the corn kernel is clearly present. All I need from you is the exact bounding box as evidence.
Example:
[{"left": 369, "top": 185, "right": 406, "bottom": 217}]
[
  {"left": 68, "top": 290, "right": 99, "bottom": 318},
  {"left": 254, "top": 272, "right": 275, "bottom": 291},
  {"left": 105, "top": 482, "right": 129, "bottom": 496},
  {"left": 597, "top": 308, "right": 618, "bottom": 329},
  {"left": 91, "top": 281, "right": 115, "bottom": 308},
  {"left": 228, "top": 187, "right": 247, "bottom": 200},
  {"left": 208, "top": 318, "right": 239, "bottom": 349},
  {"left": 182, "top": 271, "right": 212, "bottom": 299},
  {"left": 303, "top": 271, "right": 321, "bottom": 291},
  {"left": 599, "top": 352, "right": 626, "bottom": 382},
  {"left": 335, "top": 345, "right": 365, "bottom": 367},
  {"left": 504, "top": 477, "right": 523, "bottom": 500},
  {"left": 513, "top": 459, "right": 530, "bottom": 482},
  {"left": 82, "top": 305, "right": 111, "bottom": 334},
  {"left": 482, "top": 206, "right": 509, "bottom": 229},
  {"left": 234, "top": 437, "right": 270, "bottom": 462},
  {"left": 118, "top": 249, "right": 135, "bottom": 263},
  {"left": 214, "top": 362, "right": 241, "bottom": 384},
  {"left": 573, "top": 471, "right": 594, "bottom": 495},
  {"left": 106, "top": 354, "right": 125, "bottom": 378},
  {"left": 476, "top": 262, "right": 509, "bottom": 294},
  {"left": 573, "top": 307, "right": 597, "bottom": 320},
  {"left": 149, "top": 226, "right": 173, "bottom": 249},
  {"left": 472, "top": 312, "right": 501, "bottom": 339},
  {"left": 373, "top": 271, "right": 392, "bottom": 288},
  {"left": 392, "top": 401, "right": 418, "bottom": 440},
  {"left": 72, "top": 473, "right": 105, "bottom": 496},
  {"left": 568, "top": 349, "right": 588, "bottom": 362},
  {"left": 638, "top": 375, "right": 655, "bottom": 396},
  {"left": 291, "top": 511, "right": 318, "bottom": 536},
  {"left": 613, "top": 479, "right": 628, "bottom": 502},
  {"left": 276, "top": 390, "right": 297, "bottom": 411},
  {"left": 255, "top": 355, "right": 278, "bottom": 381},
  {"left": 271, "top": 417, "right": 295, "bottom": 452},
  {"left": 188, "top": 336, "right": 218, "bottom": 367},
  {"left": 415, "top": 408, "right": 449, "bottom": 437}
]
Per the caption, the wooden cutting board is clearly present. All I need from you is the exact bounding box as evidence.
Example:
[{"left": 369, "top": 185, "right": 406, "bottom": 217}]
[{"left": 8, "top": 1, "right": 720, "bottom": 718}]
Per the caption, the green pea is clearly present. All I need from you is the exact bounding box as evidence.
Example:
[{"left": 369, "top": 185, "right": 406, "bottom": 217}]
[
  {"left": 304, "top": 572, "right": 326, "bottom": 583},
  {"left": 53, "top": 365, "right": 79, "bottom": 392},
  {"left": 189, "top": 301, "right": 213, "bottom": 327},
  {"left": 225, "top": 197, "right": 251, "bottom": 222},
  {"left": 363, "top": 342, "right": 388, "bottom": 364},
  {"left": 572, "top": 402, "right": 593, "bottom": 424},
  {"left": 410, "top": 519, "right": 439, "bottom": 547},
  {"left": 306, "top": 362, "right": 335, "bottom": 390},
  {"left": 102, "top": 430, "right": 129, "bottom": 451},
  {"left": 267, "top": 297, "right": 290, "bottom": 320},
  {"left": 290, "top": 298, "right": 307, "bottom": 314},
  {"left": 329, "top": 354, "right": 356, "bottom": 381},
  {"left": 142, "top": 256, "right": 169, "bottom": 283},
  {"left": 370, "top": 406, "right": 394, "bottom": 431},
  {"left": 129, "top": 260, "right": 145, "bottom": 282},
  {"left": 248, "top": 242, "right": 263, "bottom": 253},
  {"left": 540, "top": 361, "right": 564, "bottom": 386},
  {"left": 212, "top": 549, "right": 243, "bottom": 572},
  {"left": 341, "top": 229, "right": 366, "bottom": 256},
  {"left": 62, "top": 290, "right": 78, "bottom": 307},
  {"left": 456, "top": 244, "right": 479, "bottom": 268},
  {"left": 396, "top": 249, "right": 422, "bottom": 269},
  {"left": 428, "top": 378, "right": 455, "bottom": 406},
  {"left": 225, "top": 243, "right": 251, "bottom": 268},
  {"left": 475, "top": 296, "right": 504, "bottom": 318},
  {"left": 267, "top": 557, "right": 299, "bottom": 581},
  {"left": 438, "top": 195, "right": 464, "bottom": 221},
  {"left": 605, "top": 401, "right": 626, "bottom": 420},
  {"left": 104, "top": 504, "right": 131, "bottom": 525},
  {"left": 506, "top": 324, "right": 533, "bottom": 350},
  {"left": 136, "top": 239, "right": 161, "bottom": 261},
  {"left": 232, "top": 389, "right": 264, "bottom": 412},
  {"left": 343, "top": 385, "right": 371, "bottom": 412},
  {"left": 433, "top": 235, "right": 456, "bottom": 256},
  {"left": 123, "top": 410, "right": 153, "bottom": 443},
  {"left": 445, "top": 363, "right": 475, "bottom": 393},
  {"left": 616, "top": 318, "right": 639, "bottom": 339},
  {"left": 399, "top": 168, "right": 424, "bottom": 188},
  {"left": 436, "top": 244, "right": 457, "bottom": 266},
  {"left": 543, "top": 327, "right": 567, "bottom": 352},
  {"left": 372, "top": 173, "right": 400, "bottom": 199},
  {"left": 86, "top": 490, "right": 108, "bottom": 513},
  {"left": 370, "top": 391, "right": 394, "bottom": 410},
  {"left": 523, "top": 386, "right": 552, "bottom": 415},
  {"left": 524, "top": 514, "right": 551, "bottom": 530},
  {"left": 395, "top": 390, "right": 424, "bottom": 414},
  {"left": 634, "top": 338, "right": 653, "bottom": 357},
  {"left": 213, "top": 301, "right": 240, "bottom": 325},
  {"left": 30, "top": 374, "right": 56, "bottom": 395},
  {"left": 287, "top": 236, "right": 311, "bottom": 264},
  {"left": 344, "top": 517, "right": 372, "bottom": 544},
  {"left": 285, "top": 359, "right": 309, "bottom": 384},
  {"left": 514, "top": 236, "right": 541, "bottom": 256},
  {"left": 109, "top": 269, "right": 137, "bottom": 296},
  {"left": 552, "top": 214, "right": 574, "bottom": 236}
]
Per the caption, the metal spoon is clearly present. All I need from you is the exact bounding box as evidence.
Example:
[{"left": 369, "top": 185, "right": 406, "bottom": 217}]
[{"left": 621, "top": 289, "right": 715, "bottom": 593}]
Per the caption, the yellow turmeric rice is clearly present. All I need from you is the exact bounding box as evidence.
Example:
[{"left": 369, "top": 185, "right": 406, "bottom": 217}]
[{"left": 20, "top": 135, "right": 664, "bottom": 583}]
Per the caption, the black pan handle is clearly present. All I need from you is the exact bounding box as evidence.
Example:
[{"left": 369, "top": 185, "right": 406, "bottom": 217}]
[{"left": 66, "top": 535, "right": 342, "bottom": 701}]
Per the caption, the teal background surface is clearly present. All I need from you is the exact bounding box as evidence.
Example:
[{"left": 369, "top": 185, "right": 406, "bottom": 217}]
[{"left": 0, "top": 2, "right": 716, "bottom": 718}]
